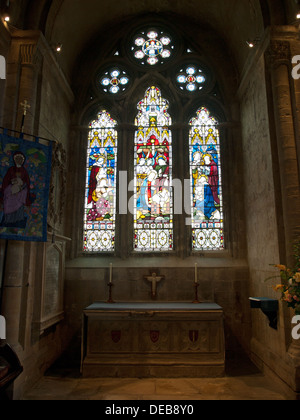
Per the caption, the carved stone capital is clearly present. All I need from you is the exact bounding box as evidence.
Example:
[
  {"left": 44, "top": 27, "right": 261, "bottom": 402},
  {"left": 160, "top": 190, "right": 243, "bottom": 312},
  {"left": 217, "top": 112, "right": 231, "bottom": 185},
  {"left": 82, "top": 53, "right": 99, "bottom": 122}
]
[
  {"left": 265, "top": 40, "right": 291, "bottom": 69},
  {"left": 19, "top": 43, "right": 43, "bottom": 68}
]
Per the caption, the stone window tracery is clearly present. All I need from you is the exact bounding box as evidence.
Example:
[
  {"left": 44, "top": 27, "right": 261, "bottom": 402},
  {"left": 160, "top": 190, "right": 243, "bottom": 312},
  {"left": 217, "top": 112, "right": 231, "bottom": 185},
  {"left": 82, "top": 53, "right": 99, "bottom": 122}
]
[{"left": 82, "top": 24, "right": 226, "bottom": 254}]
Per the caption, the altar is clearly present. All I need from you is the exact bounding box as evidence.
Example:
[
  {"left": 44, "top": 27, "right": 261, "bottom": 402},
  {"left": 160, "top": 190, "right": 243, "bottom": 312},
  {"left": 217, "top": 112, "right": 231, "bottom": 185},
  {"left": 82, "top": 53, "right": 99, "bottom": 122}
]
[{"left": 81, "top": 302, "right": 225, "bottom": 378}]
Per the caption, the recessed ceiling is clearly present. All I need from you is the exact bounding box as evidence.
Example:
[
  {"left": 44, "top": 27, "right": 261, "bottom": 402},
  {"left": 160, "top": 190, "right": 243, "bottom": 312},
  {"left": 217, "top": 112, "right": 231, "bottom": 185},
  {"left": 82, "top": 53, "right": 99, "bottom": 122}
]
[
  {"left": 9, "top": 0, "right": 297, "bottom": 82},
  {"left": 43, "top": 0, "right": 265, "bottom": 79}
]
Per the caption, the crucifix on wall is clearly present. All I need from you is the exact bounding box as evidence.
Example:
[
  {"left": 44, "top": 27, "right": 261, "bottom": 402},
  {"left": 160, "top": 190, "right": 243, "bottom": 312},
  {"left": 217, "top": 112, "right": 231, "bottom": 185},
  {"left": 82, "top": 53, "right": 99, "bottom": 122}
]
[
  {"left": 144, "top": 272, "right": 165, "bottom": 300},
  {"left": 20, "top": 100, "right": 31, "bottom": 132}
]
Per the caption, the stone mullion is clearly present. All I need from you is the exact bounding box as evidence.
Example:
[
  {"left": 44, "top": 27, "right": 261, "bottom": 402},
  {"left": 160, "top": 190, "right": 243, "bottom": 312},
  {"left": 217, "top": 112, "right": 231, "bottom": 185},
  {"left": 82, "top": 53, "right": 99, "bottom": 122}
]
[
  {"left": 179, "top": 124, "right": 191, "bottom": 259},
  {"left": 118, "top": 124, "right": 135, "bottom": 259}
]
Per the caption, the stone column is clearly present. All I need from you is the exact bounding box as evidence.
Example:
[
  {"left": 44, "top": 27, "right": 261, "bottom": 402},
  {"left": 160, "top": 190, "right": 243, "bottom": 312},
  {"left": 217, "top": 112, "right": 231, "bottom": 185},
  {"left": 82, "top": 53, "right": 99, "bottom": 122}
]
[
  {"left": 16, "top": 36, "right": 43, "bottom": 133},
  {"left": 265, "top": 35, "right": 300, "bottom": 398},
  {"left": 265, "top": 38, "right": 300, "bottom": 265},
  {"left": 1, "top": 32, "right": 43, "bottom": 351}
]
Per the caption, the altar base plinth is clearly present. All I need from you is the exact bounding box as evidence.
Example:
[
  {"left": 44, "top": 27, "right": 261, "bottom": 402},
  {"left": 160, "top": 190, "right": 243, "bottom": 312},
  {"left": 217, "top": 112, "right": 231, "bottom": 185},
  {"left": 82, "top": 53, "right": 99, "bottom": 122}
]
[{"left": 81, "top": 302, "right": 225, "bottom": 378}]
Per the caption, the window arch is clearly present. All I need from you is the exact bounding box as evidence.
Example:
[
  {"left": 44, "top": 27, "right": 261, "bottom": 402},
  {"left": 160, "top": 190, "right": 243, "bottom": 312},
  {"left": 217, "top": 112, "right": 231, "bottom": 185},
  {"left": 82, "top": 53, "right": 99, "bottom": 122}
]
[
  {"left": 131, "top": 27, "right": 175, "bottom": 66},
  {"left": 83, "top": 111, "right": 118, "bottom": 252},
  {"left": 79, "top": 21, "right": 229, "bottom": 256},
  {"left": 134, "top": 86, "right": 173, "bottom": 252},
  {"left": 189, "top": 107, "right": 224, "bottom": 250}
]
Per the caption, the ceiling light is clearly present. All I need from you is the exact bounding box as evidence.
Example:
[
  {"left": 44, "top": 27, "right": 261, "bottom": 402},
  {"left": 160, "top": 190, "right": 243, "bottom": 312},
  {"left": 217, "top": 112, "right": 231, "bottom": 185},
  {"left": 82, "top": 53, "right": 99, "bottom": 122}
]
[
  {"left": 4, "top": 15, "right": 10, "bottom": 22},
  {"left": 297, "top": 12, "right": 300, "bottom": 19},
  {"left": 246, "top": 38, "right": 260, "bottom": 48},
  {"left": 55, "top": 43, "right": 62, "bottom": 53}
]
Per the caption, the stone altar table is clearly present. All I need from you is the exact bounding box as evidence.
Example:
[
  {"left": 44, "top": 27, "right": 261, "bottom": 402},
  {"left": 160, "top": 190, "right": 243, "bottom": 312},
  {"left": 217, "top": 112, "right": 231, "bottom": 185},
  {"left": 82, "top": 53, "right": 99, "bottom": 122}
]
[{"left": 81, "top": 302, "right": 225, "bottom": 378}]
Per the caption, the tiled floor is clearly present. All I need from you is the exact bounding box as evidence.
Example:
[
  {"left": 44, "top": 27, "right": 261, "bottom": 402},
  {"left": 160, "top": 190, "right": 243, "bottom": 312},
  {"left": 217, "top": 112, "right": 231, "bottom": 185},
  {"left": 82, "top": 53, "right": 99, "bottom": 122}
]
[
  {"left": 22, "top": 356, "right": 291, "bottom": 400},
  {"left": 23, "top": 375, "right": 289, "bottom": 401}
]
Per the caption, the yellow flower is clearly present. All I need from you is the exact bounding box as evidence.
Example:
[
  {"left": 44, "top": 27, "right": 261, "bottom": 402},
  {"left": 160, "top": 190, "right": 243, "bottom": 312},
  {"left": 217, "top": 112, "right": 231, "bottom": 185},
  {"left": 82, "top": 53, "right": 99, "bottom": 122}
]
[
  {"left": 274, "top": 264, "right": 287, "bottom": 271},
  {"left": 283, "top": 292, "right": 293, "bottom": 302},
  {"left": 273, "top": 284, "right": 285, "bottom": 292},
  {"left": 294, "top": 273, "right": 300, "bottom": 283}
]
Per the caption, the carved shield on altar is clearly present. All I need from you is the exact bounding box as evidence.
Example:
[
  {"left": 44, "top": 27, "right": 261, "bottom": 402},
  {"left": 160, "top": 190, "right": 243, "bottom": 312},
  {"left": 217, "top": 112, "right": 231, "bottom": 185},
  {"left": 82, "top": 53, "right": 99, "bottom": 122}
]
[
  {"left": 189, "top": 330, "right": 199, "bottom": 343},
  {"left": 111, "top": 330, "right": 121, "bottom": 343},
  {"left": 150, "top": 330, "right": 159, "bottom": 343}
]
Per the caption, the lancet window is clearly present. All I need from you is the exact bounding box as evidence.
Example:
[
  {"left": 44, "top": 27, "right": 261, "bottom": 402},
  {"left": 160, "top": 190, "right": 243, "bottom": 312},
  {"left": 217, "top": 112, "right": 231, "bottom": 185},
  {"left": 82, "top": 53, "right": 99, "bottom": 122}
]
[
  {"left": 134, "top": 86, "right": 173, "bottom": 252},
  {"left": 83, "top": 111, "right": 118, "bottom": 252},
  {"left": 189, "top": 107, "right": 224, "bottom": 250}
]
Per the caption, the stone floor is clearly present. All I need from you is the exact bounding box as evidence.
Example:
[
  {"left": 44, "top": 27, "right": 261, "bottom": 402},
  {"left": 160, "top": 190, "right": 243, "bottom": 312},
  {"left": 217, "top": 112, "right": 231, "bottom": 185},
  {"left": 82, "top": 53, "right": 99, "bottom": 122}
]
[{"left": 22, "top": 355, "right": 291, "bottom": 400}]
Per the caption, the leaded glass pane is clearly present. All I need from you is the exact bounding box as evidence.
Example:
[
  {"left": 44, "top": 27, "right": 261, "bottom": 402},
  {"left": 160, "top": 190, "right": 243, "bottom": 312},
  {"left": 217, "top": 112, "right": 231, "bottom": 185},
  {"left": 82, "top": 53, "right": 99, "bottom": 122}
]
[
  {"left": 177, "top": 66, "right": 206, "bottom": 92},
  {"left": 132, "top": 29, "right": 174, "bottom": 66},
  {"left": 189, "top": 107, "right": 224, "bottom": 250},
  {"left": 134, "top": 87, "right": 173, "bottom": 252},
  {"left": 99, "top": 68, "right": 129, "bottom": 94},
  {"left": 83, "top": 111, "right": 118, "bottom": 252}
]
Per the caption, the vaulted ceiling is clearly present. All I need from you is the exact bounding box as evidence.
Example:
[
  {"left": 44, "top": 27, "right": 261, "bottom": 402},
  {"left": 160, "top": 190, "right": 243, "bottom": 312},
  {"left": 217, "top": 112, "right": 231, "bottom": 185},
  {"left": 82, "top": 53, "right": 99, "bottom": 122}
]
[{"left": 4, "top": 0, "right": 297, "bottom": 81}]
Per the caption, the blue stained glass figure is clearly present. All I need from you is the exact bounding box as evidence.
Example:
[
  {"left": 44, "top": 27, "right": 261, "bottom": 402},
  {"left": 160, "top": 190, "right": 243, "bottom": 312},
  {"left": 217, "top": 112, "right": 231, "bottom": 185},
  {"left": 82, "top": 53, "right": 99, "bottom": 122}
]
[{"left": 189, "top": 108, "right": 224, "bottom": 250}]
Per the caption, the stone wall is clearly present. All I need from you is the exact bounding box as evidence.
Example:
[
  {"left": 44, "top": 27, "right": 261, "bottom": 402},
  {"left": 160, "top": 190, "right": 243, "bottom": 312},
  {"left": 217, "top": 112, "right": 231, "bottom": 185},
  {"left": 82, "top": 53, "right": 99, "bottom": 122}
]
[
  {"left": 64, "top": 259, "right": 250, "bottom": 360},
  {"left": 239, "top": 26, "right": 300, "bottom": 397},
  {"left": 239, "top": 48, "right": 284, "bottom": 369},
  {"left": 0, "top": 30, "right": 74, "bottom": 399}
]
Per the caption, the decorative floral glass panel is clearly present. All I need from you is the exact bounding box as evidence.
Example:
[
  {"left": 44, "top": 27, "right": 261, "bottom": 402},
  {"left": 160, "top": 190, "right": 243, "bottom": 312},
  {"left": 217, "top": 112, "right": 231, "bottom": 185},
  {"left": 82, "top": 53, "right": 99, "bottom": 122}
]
[
  {"left": 132, "top": 30, "right": 173, "bottom": 66},
  {"left": 100, "top": 69, "right": 129, "bottom": 94},
  {"left": 177, "top": 66, "right": 206, "bottom": 92},
  {"left": 83, "top": 111, "right": 118, "bottom": 252},
  {"left": 189, "top": 107, "right": 224, "bottom": 250},
  {"left": 134, "top": 86, "right": 173, "bottom": 251}
]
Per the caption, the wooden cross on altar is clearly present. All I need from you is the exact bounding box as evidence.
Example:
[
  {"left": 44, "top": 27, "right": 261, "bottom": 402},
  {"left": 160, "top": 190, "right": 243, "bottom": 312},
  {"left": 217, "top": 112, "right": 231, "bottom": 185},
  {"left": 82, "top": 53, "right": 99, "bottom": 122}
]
[{"left": 20, "top": 99, "right": 31, "bottom": 132}]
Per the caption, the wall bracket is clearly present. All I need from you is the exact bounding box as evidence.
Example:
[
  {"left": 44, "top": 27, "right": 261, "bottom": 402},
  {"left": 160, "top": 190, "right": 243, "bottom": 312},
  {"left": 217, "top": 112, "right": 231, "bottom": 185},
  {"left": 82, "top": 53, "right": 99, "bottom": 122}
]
[{"left": 249, "top": 297, "right": 279, "bottom": 330}]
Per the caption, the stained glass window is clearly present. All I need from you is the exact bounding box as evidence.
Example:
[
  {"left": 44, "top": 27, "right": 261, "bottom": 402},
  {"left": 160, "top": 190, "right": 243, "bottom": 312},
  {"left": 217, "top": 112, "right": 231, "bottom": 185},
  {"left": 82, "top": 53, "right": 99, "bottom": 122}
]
[
  {"left": 177, "top": 66, "right": 206, "bottom": 92},
  {"left": 189, "top": 107, "right": 224, "bottom": 250},
  {"left": 100, "top": 69, "right": 129, "bottom": 94},
  {"left": 83, "top": 111, "right": 118, "bottom": 252},
  {"left": 134, "top": 86, "right": 173, "bottom": 251},
  {"left": 132, "top": 30, "right": 173, "bottom": 66}
]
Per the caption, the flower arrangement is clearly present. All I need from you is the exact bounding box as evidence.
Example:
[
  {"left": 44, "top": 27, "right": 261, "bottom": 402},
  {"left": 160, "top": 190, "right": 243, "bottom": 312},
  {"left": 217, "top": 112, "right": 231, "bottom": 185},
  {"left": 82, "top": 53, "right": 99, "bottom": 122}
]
[{"left": 268, "top": 241, "right": 300, "bottom": 315}]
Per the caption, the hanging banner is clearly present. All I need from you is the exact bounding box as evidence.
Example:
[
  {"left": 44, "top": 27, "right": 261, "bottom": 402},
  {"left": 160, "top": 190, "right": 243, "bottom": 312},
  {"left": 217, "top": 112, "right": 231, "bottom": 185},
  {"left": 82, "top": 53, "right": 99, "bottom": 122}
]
[{"left": 0, "top": 130, "right": 52, "bottom": 242}]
